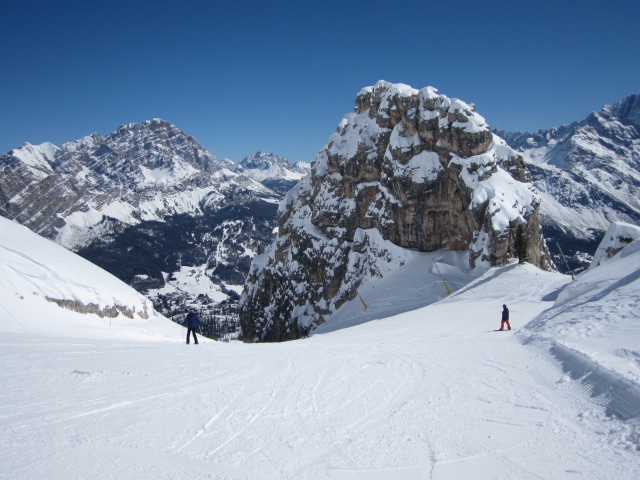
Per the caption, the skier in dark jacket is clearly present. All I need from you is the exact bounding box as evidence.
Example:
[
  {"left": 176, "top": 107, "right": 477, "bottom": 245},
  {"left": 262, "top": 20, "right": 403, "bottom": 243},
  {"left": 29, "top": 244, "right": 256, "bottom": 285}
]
[
  {"left": 185, "top": 309, "right": 200, "bottom": 344},
  {"left": 499, "top": 304, "right": 511, "bottom": 331}
]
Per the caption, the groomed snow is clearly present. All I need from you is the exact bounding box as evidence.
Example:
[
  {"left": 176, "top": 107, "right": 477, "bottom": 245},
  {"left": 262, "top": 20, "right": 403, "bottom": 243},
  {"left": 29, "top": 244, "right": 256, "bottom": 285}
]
[
  {"left": 523, "top": 231, "right": 640, "bottom": 387},
  {"left": 2, "top": 220, "right": 640, "bottom": 478}
]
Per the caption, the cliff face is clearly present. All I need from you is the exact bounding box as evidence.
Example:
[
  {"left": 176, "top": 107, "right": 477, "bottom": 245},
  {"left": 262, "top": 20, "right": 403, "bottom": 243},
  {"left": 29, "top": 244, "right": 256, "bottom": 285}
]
[{"left": 240, "top": 81, "right": 553, "bottom": 342}]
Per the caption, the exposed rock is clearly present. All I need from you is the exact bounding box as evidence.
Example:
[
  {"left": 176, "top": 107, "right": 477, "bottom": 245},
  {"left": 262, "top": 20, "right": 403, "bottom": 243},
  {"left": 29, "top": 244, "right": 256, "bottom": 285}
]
[
  {"left": 240, "top": 81, "right": 553, "bottom": 342},
  {"left": 45, "top": 297, "right": 149, "bottom": 319}
]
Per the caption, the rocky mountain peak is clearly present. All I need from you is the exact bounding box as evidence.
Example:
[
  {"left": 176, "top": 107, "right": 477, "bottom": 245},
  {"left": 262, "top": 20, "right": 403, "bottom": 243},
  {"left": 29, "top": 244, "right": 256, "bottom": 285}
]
[
  {"left": 351, "top": 80, "right": 492, "bottom": 161},
  {"left": 0, "top": 119, "right": 277, "bottom": 250},
  {"left": 608, "top": 93, "right": 640, "bottom": 127},
  {"left": 240, "top": 81, "right": 551, "bottom": 342},
  {"left": 239, "top": 151, "right": 290, "bottom": 170},
  {"left": 92, "top": 118, "right": 220, "bottom": 176}
]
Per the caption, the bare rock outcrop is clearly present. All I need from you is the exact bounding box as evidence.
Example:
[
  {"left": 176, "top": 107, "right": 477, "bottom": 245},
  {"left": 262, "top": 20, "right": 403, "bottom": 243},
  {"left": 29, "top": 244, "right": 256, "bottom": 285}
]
[{"left": 240, "top": 81, "right": 553, "bottom": 341}]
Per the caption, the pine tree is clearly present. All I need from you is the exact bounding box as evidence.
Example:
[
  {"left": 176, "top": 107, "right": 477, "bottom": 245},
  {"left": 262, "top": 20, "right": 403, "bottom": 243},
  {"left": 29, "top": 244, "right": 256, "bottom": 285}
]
[{"left": 515, "top": 223, "right": 529, "bottom": 264}]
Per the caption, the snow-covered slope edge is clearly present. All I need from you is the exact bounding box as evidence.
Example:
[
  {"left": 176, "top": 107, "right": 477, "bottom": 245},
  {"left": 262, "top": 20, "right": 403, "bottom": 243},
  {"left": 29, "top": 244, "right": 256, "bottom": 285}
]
[
  {"left": 0, "top": 216, "right": 177, "bottom": 340},
  {"left": 589, "top": 221, "right": 640, "bottom": 270},
  {"left": 521, "top": 225, "right": 640, "bottom": 420}
]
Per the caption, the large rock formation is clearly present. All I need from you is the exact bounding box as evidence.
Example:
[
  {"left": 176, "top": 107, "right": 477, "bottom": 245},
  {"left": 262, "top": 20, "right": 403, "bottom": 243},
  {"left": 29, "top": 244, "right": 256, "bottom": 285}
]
[{"left": 240, "top": 81, "right": 553, "bottom": 342}]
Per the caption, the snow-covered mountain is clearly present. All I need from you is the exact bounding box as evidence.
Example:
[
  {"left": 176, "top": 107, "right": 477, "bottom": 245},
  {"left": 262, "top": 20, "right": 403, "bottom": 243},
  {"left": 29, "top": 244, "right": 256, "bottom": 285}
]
[
  {"left": 229, "top": 151, "right": 310, "bottom": 195},
  {"left": 241, "top": 81, "right": 553, "bottom": 342},
  {"left": 0, "top": 216, "right": 177, "bottom": 339},
  {"left": 0, "top": 118, "right": 277, "bottom": 250},
  {"left": 0, "top": 119, "right": 285, "bottom": 316},
  {"left": 494, "top": 94, "right": 640, "bottom": 272}
]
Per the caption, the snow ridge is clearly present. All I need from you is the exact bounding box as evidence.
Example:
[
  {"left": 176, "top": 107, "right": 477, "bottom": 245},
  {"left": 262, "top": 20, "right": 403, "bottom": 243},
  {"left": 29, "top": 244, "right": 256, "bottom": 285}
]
[
  {"left": 0, "top": 216, "right": 177, "bottom": 339},
  {"left": 521, "top": 228, "right": 640, "bottom": 421}
]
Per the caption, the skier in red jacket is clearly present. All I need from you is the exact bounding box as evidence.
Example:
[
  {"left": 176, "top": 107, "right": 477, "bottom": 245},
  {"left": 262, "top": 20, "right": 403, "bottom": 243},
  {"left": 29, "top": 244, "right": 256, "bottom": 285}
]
[{"left": 499, "top": 304, "right": 511, "bottom": 331}]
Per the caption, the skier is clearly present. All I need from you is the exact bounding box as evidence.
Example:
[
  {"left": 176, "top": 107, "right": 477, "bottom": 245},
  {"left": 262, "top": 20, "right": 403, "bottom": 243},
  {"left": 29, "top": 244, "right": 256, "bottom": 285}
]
[
  {"left": 185, "top": 309, "right": 200, "bottom": 344},
  {"left": 499, "top": 304, "right": 511, "bottom": 331}
]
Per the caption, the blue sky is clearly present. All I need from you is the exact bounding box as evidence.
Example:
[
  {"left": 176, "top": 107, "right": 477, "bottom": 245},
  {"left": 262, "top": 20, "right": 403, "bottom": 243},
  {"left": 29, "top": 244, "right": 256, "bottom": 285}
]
[{"left": 1, "top": 0, "right": 638, "bottom": 163}]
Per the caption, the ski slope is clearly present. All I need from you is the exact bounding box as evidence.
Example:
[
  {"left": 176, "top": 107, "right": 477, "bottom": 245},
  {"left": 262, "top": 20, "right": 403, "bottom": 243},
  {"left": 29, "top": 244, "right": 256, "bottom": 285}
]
[
  {"left": 2, "top": 276, "right": 640, "bottom": 478},
  {"left": 2, "top": 221, "right": 640, "bottom": 478}
]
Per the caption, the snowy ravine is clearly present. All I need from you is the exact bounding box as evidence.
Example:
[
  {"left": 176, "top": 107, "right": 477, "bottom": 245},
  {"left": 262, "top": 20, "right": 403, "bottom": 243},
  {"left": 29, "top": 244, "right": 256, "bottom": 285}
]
[{"left": 2, "top": 223, "right": 640, "bottom": 478}]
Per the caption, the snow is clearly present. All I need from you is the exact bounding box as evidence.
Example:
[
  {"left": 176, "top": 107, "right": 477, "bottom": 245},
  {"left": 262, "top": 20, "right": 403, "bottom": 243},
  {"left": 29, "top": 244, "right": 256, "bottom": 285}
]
[
  {"left": 359, "top": 81, "right": 419, "bottom": 99},
  {"left": 2, "top": 217, "right": 640, "bottom": 478},
  {"left": 0, "top": 216, "right": 175, "bottom": 340},
  {"left": 451, "top": 142, "right": 538, "bottom": 233},
  {"left": 9, "top": 142, "right": 57, "bottom": 179},
  {"left": 590, "top": 221, "right": 640, "bottom": 269},
  {"left": 139, "top": 164, "right": 198, "bottom": 185},
  {"left": 522, "top": 227, "right": 640, "bottom": 386},
  {"left": 148, "top": 264, "right": 239, "bottom": 304}
]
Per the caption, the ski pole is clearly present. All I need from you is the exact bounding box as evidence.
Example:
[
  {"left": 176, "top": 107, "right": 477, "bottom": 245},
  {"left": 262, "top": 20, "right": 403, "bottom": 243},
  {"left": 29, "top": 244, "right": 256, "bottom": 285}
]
[{"left": 198, "top": 325, "right": 205, "bottom": 344}]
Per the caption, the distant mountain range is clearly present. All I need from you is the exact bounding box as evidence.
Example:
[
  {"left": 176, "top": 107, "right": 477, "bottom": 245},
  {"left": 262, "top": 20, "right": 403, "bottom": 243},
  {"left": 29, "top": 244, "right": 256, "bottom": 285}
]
[
  {"left": 225, "top": 151, "right": 310, "bottom": 196},
  {"left": 0, "top": 119, "right": 309, "bottom": 317},
  {"left": 493, "top": 93, "right": 640, "bottom": 273}
]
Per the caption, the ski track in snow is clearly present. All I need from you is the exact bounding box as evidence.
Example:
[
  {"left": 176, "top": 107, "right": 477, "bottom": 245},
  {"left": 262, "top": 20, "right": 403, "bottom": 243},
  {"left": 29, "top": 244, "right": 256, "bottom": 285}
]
[
  {"left": 2, "top": 253, "right": 640, "bottom": 479},
  {"left": 2, "top": 295, "right": 640, "bottom": 480}
]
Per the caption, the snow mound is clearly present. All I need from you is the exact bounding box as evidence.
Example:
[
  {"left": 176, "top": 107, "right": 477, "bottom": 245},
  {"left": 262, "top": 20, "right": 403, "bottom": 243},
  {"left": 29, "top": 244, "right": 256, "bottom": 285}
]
[
  {"left": 0, "top": 217, "right": 178, "bottom": 341},
  {"left": 590, "top": 221, "right": 640, "bottom": 270},
  {"left": 522, "top": 236, "right": 640, "bottom": 419},
  {"left": 315, "top": 248, "right": 484, "bottom": 334}
]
